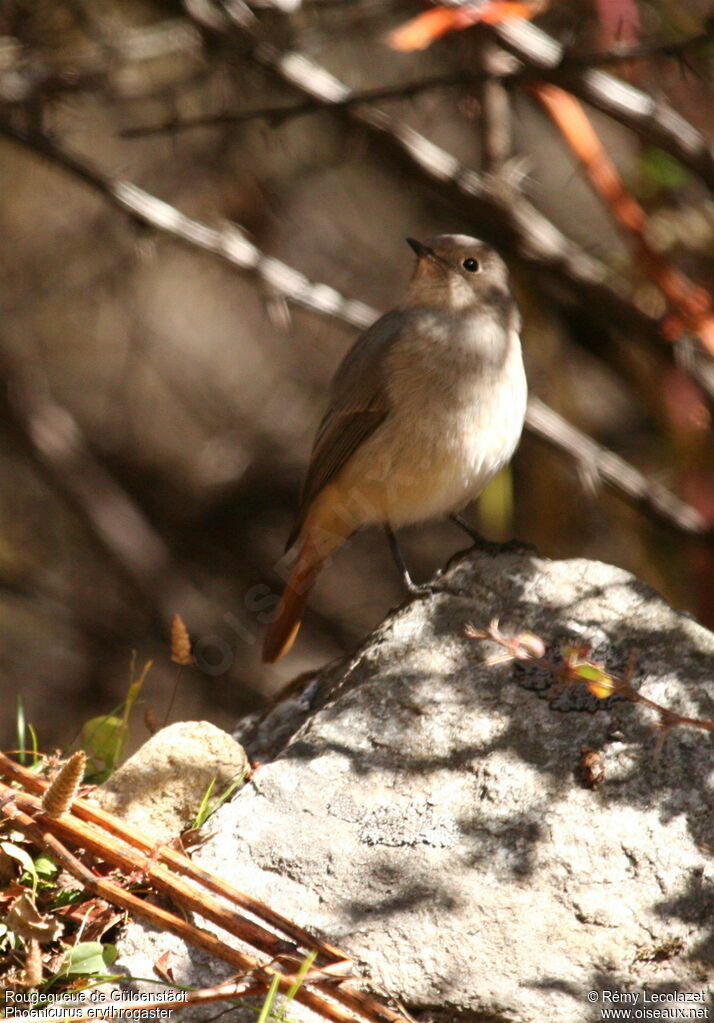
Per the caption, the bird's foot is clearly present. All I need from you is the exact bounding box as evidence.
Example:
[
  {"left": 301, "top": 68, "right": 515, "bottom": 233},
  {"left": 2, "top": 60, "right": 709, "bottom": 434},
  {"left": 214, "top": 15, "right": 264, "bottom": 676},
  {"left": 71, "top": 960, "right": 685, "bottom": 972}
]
[
  {"left": 401, "top": 566, "right": 467, "bottom": 600},
  {"left": 493, "top": 537, "right": 538, "bottom": 555},
  {"left": 401, "top": 572, "right": 442, "bottom": 598}
]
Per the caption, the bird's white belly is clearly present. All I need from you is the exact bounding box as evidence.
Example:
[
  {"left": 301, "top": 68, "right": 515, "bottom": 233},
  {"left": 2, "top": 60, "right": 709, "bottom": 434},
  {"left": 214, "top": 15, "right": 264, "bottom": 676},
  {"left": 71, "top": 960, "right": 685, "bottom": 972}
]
[
  {"left": 386, "top": 404, "right": 523, "bottom": 525},
  {"left": 340, "top": 364, "right": 526, "bottom": 528}
]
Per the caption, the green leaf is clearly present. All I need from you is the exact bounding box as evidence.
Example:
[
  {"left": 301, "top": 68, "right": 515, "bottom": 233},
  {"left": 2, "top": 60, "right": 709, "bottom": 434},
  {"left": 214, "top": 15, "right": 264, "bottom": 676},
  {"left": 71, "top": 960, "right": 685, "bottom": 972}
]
[
  {"left": 193, "top": 777, "right": 217, "bottom": 829},
  {"left": 278, "top": 950, "right": 316, "bottom": 1018},
  {"left": 50, "top": 889, "right": 87, "bottom": 909},
  {"left": 573, "top": 663, "right": 615, "bottom": 699},
  {"left": 1, "top": 841, "right": 38, "bottom": 886},
  {"left": 193, "top": 774, "right": 245, "bottom": 828},
  {"left": 80, "top": 715, "right": 128, "bottom": 780},
  {"left": 637, "top": 147, "right": 689, "bottom": 197},
  {"left": 477, "top": 467, "right": 513, "bottom": 541},
  {"left": 27, "top": 722, "right": 40, "bottom": 768},
  {"left": 80, "top": 660, "right": 152, "bottom": 780},
  {"left": 34, "top": 853, "right": 58, "bottom": 880},
  {"left": 60, "top": 942, "right": 118, "bottom": 977},
  {"left": 122, "top": 660, "right": 152, "bottom": 729}
]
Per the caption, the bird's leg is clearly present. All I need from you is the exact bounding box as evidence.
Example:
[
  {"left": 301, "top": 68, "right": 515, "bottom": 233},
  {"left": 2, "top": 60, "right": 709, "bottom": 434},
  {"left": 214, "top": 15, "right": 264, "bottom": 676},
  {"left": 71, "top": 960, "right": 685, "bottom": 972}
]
[
  {"left": 450, "top": 513, "right": 491, "bottom": 546},
  {"left": 450, "top": 513, "right": 535, "bottom": 555},
  {"left": 384, "top": 525, "right": 440, "bottom": 597},
  {"left": 450, "top": 513, "right": 507, "bottom": 553}
]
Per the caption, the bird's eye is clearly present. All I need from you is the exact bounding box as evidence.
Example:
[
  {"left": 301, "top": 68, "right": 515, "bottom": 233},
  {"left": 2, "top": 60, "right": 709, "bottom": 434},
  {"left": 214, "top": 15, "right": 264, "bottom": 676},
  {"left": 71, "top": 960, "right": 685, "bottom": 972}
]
[{"left": 462, "top": 258, "right": 480, "bottom": 273}]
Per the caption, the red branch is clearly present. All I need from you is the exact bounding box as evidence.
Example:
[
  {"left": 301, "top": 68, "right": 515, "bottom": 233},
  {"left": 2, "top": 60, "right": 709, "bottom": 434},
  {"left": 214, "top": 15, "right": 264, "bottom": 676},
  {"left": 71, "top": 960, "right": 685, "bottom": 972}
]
[{"left": 531, "top": 83, "right": 714, "bottom": 356}]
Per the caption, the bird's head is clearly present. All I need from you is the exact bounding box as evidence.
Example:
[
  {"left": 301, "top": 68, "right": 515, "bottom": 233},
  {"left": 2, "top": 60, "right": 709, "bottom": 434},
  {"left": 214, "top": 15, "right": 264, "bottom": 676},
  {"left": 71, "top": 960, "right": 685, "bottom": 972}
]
[{"left": 405, "top": 234, "right": 511, "bottom": 312}]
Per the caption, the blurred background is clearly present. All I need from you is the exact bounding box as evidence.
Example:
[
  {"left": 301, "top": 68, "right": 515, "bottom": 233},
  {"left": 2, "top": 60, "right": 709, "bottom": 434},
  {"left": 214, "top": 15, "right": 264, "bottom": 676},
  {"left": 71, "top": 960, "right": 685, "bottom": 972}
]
[{"left": 0, "top": 0, "right": 712, "bottom": 753}]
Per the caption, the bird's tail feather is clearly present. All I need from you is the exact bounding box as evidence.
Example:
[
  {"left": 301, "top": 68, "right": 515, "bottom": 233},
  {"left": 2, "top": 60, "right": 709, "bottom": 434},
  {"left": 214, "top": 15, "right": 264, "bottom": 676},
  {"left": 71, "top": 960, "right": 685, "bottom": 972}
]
[{"left": 262, "top": 539, "right": 323, "bottom": 663}]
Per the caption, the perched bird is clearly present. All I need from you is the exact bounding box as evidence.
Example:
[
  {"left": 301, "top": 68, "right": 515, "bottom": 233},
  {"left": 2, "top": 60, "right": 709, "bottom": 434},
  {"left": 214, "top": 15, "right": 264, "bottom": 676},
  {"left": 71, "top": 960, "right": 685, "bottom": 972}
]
[{"left": 262, "top": 234, "right": 527, "bottom": 663}]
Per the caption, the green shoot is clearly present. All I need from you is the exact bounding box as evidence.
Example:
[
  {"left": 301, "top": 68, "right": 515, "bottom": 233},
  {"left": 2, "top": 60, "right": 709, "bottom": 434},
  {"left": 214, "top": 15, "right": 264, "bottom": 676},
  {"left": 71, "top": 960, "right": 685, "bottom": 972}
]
[
  {"left": 80, "top": 659, "right": 152, "bottom": 781},
  {"left": 27, "top": 722, "right": 40, "bottom": 769},
  {"left": 256, "top": 974, "right": 282, "bottom": 1023},
  {"left": 276, "top": 950, "right": 317, "bottom": 1022},
  {"left": 255, "top": 951, "right": 317, "bottom": 1023},
  {"left": 193, "top": 774, "right": 245, "bottom": 829}
]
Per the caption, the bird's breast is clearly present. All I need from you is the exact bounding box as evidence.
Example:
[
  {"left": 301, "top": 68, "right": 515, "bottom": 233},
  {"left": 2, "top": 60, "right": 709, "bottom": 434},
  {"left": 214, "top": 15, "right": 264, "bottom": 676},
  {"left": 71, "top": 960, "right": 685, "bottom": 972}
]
[{"left": 348, "top": 324, "right": 527, "bottom": 526}]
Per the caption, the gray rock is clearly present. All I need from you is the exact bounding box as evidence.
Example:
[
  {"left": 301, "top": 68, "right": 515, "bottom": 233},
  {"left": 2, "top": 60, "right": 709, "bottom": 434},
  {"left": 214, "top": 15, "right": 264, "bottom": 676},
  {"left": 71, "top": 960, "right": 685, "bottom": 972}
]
[
  {"left": 91, "top": 720, "right": 248, "bottom": 843},
  {"left": 113, "top": 551, "right": 714, "bottom": 1022}
]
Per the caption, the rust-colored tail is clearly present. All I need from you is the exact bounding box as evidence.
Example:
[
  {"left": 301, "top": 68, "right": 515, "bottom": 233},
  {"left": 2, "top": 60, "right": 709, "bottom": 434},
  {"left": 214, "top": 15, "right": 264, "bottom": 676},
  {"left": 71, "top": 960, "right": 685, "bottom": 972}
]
[{"left": 262, "top": 540, "right": 323, "bottom": 663}]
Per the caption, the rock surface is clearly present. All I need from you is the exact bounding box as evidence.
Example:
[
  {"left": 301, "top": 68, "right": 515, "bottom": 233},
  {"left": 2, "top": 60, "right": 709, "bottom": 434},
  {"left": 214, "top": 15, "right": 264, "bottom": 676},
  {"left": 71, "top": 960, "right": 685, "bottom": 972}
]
[
  {"left": 113, "top": 551, "right": 714, "bottom": 1021},
  {"left": 91, "top": 719, "right": 248, "bottom": 843}
]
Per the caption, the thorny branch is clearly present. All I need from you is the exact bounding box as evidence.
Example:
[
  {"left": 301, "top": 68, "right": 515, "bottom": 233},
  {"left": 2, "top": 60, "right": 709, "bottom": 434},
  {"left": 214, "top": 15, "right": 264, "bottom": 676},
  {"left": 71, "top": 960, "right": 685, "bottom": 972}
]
[
  {"left": 466, "top": 619, "right": 714, "bottom": 752},
  {"left": 0, "top": 119, "right": 711, "bottom": 548}
]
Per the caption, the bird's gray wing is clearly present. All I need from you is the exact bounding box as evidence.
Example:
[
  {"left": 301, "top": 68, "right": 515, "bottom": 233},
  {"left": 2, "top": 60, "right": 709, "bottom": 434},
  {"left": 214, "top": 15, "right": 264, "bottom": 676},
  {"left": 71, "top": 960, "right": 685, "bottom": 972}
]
[{"left": 287, "top": 309, "right": 403, "bottom": 548}]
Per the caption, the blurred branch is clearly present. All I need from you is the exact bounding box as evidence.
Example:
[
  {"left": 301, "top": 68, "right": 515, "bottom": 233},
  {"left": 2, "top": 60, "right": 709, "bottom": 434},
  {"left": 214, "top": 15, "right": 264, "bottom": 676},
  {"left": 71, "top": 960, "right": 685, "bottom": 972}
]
[
  {"left": 0, "top": 19, "right": 202, "bottom": 104},
  {"left": 183, "top": 5, "right": 714, "bottom": 404},
  {"left": 562, "top": 28, "right": 714, "bottom": 68},
  {"left": 5, "top": 7, "right": 708, "bottom": 111},
  {"left": 1, "top": 116, "right": 711, "bottom": 544},
  {"left": 532, "top": 82, "right": 714, "bottom": 355},
  {"left": 120, "top": 66, "right": 510, "bottom": 138},
  {"left": 525, "top": 397, "right": 712, "bottom": 539},
  {"left": 118, "top": 20, "right": 714, "bottom": 139},
  {"left": 491, "top": 17, "right": 714, "bottom": 191},
  {"left": 383, "top": 3, "right": 714, "bottom": 187},
  {"left": 0, "top": 122, "right": 374, "bottom": 331},
  {"left": 476, "top": 42, "right": 513, "bottom": 173},
  {"left": 0, "top": 349, "right": 213, "bottom": 627}
]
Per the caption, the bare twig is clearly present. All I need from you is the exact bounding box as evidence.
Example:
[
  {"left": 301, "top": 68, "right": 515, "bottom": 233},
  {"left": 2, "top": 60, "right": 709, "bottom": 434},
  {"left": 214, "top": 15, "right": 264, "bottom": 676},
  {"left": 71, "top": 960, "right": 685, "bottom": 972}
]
[
  {"left": 0, "top": 121, "right": 374, "bottom": 331},
  {"left": 0, "top": 750, "right": 344, "bottom": 964},
  {"left": 491, "top": 17, "right": 714, "bottom": 191},
  {"left": 0, "top": 116, "right": 710, "bottom": 544},
  {"left": 6, "top": 786, "right": 333, "bottom": 969},
  {"left": 0, "top": 791, "right": 367, "bottom": 1023},
  {"left": 181, "top": 3, "right": 714, "bottom": 404},
  {"left": 524, "top": 397, "right": 713, "bottom": 539}
]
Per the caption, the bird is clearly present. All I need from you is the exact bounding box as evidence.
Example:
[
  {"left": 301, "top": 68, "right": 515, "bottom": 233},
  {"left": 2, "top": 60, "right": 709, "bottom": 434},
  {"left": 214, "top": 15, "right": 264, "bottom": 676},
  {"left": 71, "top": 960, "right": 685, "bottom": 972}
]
[{"left": 262, "top": 233, "right": 527, "bottom": 663}]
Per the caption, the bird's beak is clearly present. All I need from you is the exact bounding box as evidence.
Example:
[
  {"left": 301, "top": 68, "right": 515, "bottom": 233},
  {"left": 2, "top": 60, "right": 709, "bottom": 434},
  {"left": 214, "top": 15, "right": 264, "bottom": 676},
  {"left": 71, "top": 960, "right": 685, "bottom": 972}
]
[{"left": 406, "top": 237, "right": 433, "bottom": 259}]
